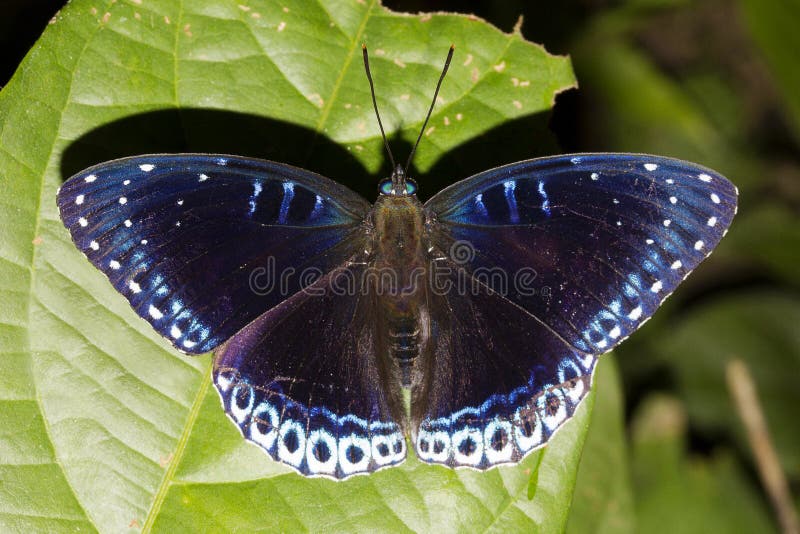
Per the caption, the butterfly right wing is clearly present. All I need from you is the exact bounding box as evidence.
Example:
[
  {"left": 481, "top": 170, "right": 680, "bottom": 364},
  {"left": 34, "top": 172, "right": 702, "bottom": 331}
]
[
  {"left": 214, "top": 259, "right": 407, "bottom": 480},
  {"left": 413, "top": 154, "right": 737, "bottom": 469}
]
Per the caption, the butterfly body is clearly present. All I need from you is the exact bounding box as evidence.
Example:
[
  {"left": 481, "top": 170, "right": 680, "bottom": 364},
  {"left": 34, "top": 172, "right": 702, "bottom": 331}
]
[{"left": 369, "top": 178, "right": 433, "bottom": 391}]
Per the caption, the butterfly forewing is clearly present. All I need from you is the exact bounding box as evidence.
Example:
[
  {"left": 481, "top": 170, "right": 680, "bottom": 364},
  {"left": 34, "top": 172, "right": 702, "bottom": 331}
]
[
  {"left": 415, "top": 153, "right": 737, "bottom": 468},
  {"left": 57, "top": 154, "right": 370, "bottom": 354}
]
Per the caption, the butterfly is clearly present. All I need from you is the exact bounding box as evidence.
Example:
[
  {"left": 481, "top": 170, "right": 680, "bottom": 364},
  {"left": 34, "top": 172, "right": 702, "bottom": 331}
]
[{"left": 56, "top": 45, "right": 737, "bottom": 479}]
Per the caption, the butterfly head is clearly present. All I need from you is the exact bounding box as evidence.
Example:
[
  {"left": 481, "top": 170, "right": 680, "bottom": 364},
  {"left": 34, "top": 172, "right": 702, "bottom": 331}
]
[{"left": 379, "top": 164, "right": 418, "bottom": 196}]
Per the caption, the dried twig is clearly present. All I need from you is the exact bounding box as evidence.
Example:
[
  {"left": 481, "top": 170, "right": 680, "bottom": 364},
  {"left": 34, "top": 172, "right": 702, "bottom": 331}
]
[{"left": 726, "top": 359, "right": 799, "bottom": 534}]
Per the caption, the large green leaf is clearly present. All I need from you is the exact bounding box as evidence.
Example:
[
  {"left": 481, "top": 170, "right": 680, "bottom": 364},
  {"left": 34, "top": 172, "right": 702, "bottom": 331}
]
[{"left": 0, "top": 1, "right": 587, "bottom": 531}]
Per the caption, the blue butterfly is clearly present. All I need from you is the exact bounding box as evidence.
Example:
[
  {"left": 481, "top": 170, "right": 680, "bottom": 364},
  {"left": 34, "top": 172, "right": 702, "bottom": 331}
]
[{"left": 57, "top": 46, "right": 737, "bottom": 479}]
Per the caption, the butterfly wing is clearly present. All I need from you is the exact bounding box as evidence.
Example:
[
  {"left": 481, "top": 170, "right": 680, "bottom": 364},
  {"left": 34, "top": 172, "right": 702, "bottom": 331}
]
[
  {"left": 214, "top": 260, "right": 407, "bottom": 479},
  {"left": 416, "top": 153, "right": 737, "bottom": 468},
  {"left": 414, "top": 263, "right": 592, "bottom": 468},
  {"left": 57, "top": 154, "right": 370, "bottom": 354}
]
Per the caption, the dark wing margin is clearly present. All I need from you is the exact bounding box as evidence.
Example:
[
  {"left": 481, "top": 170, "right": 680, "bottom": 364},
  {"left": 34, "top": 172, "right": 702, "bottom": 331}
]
[
  {"left": 57, "top": 154, "right": 370, "bottom": 354},
  {"left": 214, "top": 261, "right": 406, "bottom": 479},
  {"left": 415, "top": 153, "right": 737, "bottom": 468}
]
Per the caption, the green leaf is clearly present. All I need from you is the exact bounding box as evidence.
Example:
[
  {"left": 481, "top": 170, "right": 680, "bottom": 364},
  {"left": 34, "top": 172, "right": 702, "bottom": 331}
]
[
  {"left": 566, "top": 357, "right": 636, "bottom": 534},
  {"left": 0, "top": 0, "right": 581, "bottom": 531}
]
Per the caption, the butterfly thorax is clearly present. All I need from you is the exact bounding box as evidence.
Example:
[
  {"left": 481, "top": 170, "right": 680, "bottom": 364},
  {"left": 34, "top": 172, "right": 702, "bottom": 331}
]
[{"left": 369, "top": 194, "right": 432, "bottom": 388}]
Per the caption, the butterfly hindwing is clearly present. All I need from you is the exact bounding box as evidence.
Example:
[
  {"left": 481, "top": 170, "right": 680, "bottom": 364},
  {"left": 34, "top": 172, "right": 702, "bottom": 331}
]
[
  {"left": 413, "top": 261, "right": 593, "bottom": 468},
  {"left": 416, "top": 153, "right": 737, "bottom": 468},
  {"left": 57, "top": 154, "right": 370, "bottom": 354},
  {"left": 214, "top": 260, "right": 407, "bottom": 479}
]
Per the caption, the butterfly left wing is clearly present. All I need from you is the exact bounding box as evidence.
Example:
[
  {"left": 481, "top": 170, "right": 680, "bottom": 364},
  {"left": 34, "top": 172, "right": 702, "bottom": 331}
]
[
  {"left": 415, "top": 153, "right": 737, "bottom": 469},
  {"left": 57, "top": 154, "right": 370, "bottom": 354},
  {"left": 214, "top": 260, "right": 407, "bottom": 480}
]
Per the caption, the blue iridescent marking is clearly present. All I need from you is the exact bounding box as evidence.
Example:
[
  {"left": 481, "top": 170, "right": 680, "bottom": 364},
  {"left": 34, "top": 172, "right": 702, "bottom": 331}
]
[
  {"left": 474, "top": 193, "right": 488, "bottom": 217},
  {"left": 503, "top": 180, "right": 519, "bottom": 223},
  {"left": 249, "top": 182, "right": 263, "bottom": 216},
  {"left": 311, "top": 194, "right": 323, "bottom": 217},
  {"left": 537, "top": 180, "right": 551, "bottom": 216},
  {"left": 279, "top": 182, "right": 295, "bottom": 224}
]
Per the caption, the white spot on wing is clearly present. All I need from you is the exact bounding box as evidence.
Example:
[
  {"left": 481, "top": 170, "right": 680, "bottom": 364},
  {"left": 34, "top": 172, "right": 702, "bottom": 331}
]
[
  {"left": 671, "top": 260, "right": 682, "bottom": 269},
  {"left": 148, "top": 305, "right": 164, "bottom": 320},
  {"left": 89, "top": 240, "right": 99, "bottom": 250},
  {"left": 78, "top": 217, "right": 88, "bottom": 227},
  {"left": 698, "top": 173, "right": 712, "bottom": 182},
  {"left": 651, "top": 280, "right": 663, "bottom": 293},
  {"left": 710, "top": 193, "right": 720, "bottom": 204},
  {"left": 609, "top": 326, "right": 621, "bottom": 339},
  {"left": 119, "top": 197, "right": 127, "bottom": 205},
  {"left": 628, "top": 306, "right": 643, "bottom": 320},
  {"left": 170, "top": 325, "right": 182, "bottom": 339},
  {"left": 124, "top": 219, "right": 132, "bottom": 227},
  {"left": 84, "top": 174, "right": 97, "bottom": 183},
  {"left": 669, "top": 196, "right": 677, "bottom": 204},
  {"left": 199, "top": 173, "right": 209, "bottom": 182},
  {"left": 129, "top": 281, "right": 141, "bottom": 293},
  {"left": 708, "top": 216, "right": 718, "bottom": 227},
  {"left": 694, "top": 240, "right": 704, "bottom": 250},
  {"left": 75, "top": 194, "right": 84, "bottom": 205},
  {"left": 644, "top": 163, "right": 658, "bottom": 171},
  {"left": 139, "top": 163, "right": 155, "bottom": 172},
  {"left": 590, "top": 172, "right": 599, "bottom": 181},
  {"left": 663, "top": 219, "right": 671, "bottom": 227},
  {"left": 109, "top": 260, "right": 121, "bottom": 270}
]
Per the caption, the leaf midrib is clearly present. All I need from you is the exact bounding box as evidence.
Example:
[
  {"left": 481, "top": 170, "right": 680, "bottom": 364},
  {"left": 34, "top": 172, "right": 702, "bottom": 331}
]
[
  {"left": 142, "top": 363, "right": 212, "bottom": 532},
  {"left": 304, "top": 0, "right": 377, "bottom": 163}
]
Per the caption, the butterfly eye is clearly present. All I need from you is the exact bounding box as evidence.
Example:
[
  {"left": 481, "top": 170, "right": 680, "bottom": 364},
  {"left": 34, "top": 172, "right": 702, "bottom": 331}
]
[{"left": 378, "top": 178, "right": 417, "bottom": 196}]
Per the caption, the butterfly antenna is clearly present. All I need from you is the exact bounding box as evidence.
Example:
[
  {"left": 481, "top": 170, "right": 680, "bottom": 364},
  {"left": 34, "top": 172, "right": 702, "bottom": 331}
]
[
  {"left": 405, "top": 44, "right": 455, "bottom": 174},
  {"left": 362, "top": 44, "right": 397, "bottom": 171}
]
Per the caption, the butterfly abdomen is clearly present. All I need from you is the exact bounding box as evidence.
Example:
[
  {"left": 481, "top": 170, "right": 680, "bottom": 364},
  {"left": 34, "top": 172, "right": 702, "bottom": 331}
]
[{"left": 370, "top": 195, "right": 432, "bottom": 388}]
